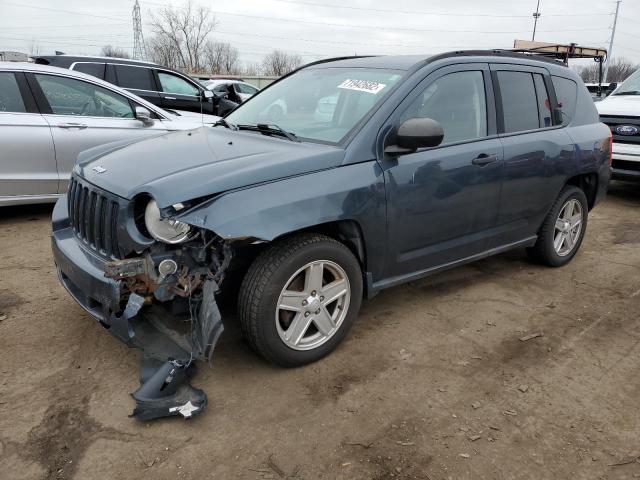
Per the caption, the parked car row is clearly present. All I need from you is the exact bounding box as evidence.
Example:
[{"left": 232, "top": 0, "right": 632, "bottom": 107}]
[
  {"left": 34, "top": 55, "right": 241, "bottom": 116},
  {"left": 0, "top": 62, "right": 219, "bottom": 206}
]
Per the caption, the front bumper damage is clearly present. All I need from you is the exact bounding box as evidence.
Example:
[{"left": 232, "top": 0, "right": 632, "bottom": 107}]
[{"left": 51, "top": 198, "right": 228, "bottom": 421}]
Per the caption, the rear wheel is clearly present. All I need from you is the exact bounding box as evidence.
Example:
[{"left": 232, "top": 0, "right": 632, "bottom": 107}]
[
  {"left": 527, "top": 186, "right": 588, "bottom": 267},
  {"left": 238, "top": 233, "right": 363, "bottom": 367}
]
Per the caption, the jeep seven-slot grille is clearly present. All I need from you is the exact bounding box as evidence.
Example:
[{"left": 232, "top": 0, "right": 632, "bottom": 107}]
[{"left": 67, "top": 176, "right": 123, "bottom": 259}]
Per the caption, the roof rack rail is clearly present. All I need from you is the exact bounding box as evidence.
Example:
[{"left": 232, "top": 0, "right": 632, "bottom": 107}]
[{"left": 512, "top": 40, "right": 607, "bottom": 96}]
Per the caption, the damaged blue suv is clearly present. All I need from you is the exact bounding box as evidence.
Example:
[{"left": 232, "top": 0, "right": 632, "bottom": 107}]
[{"left": 52, "top": 51, "right": 611, "bottom": 419}]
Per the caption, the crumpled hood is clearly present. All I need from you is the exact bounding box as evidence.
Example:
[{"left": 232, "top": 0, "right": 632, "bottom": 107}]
[
  {"left": 76, "top": 127, "right": 344, "bottom": 207},
  {"left": 596, "top": 95, "right": 640, "bottom": 116}
]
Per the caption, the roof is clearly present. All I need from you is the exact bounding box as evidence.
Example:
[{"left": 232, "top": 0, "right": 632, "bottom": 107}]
[
  {"left": 34, "top": 55, "right": 159, "bottom": 68},
  {"left": 305, "top": 50, "right": 567, "bottom": 72}
]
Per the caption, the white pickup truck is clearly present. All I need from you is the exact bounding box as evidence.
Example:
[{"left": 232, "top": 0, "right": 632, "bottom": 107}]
[{"left": 596, "top": 70, "right": 640, "bottom": 181}]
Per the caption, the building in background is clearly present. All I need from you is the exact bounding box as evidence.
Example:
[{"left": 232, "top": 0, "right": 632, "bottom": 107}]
[{"left": 0, "top": 51, "right": 29, "bottom": 62}]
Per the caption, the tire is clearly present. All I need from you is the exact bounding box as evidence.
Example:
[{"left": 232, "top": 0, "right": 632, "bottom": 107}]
[
  {"left": 527, "top": 185, "right": 588, "bottom": 267},
  {"left": 238, "top": 233, "right": 363, "bottom": 367}
]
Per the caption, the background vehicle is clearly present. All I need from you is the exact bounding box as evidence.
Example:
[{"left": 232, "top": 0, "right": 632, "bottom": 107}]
[
  {"left": 596, "top": 69, "right": 640, "bottom": 181},
  {"left": 202, "top": 79, "right": 259, "bottom": 103},
  {"left": 52, "top": 52, "right": 611, "bottom": 419},
  {"left": 34, "top": 55, "right": 236, "bottom": 116},
  {"left": 586, "top": 82, "right": 617, "bottom": 101},
  {"left": 0, "top": 62, "right": 218, "bottom": 206}
]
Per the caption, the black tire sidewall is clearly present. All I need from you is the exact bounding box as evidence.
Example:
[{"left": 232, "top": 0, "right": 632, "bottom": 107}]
[
  {"left": 539, "top": 187, "right": 588, "bottom": 267},
  {"left": 252, "top": 240, "right": 363, "bottom": 367}
]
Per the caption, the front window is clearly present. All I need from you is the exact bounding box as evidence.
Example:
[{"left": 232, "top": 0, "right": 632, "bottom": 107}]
[
  {"left": 34, "top": 74, "right": 134, "bottom": 118},
  {"left": 226, "top": 67, "right": 404, "bottom": 144},
  {"left": 158, "top": 71, "right": 199, "bottom": 96},
  {"left": 613, "top": 68, "right": 640, "bottom": 95}
]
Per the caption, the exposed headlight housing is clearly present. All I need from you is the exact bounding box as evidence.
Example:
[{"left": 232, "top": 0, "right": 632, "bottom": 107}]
[{"left": 144, "top": 199, "right": 192, "bottom": 244}]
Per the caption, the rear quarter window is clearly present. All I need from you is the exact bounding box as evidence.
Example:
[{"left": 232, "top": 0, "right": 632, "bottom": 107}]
[{"left": 551, "top": 76, "right": 578, "bottom": 123}]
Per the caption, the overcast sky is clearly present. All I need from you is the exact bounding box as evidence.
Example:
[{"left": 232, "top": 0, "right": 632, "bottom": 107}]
[{"left": 1, "top": 0, "right": 638, "bottom": 69}]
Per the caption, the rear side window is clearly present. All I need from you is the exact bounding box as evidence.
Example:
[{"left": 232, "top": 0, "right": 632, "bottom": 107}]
[
  {"left": 497, "top": 71, "right": 540, "bottom": 133},
  {"left": 0, "top": 72, "right": 27, "bottom": 113},
  {"left": 114, "top": 65, "right": 155, "bottom": 91},
  {"left": 73, "top": 63, "right": 105, "bottom": 80},
  {"left": 552, "top": 75, "right": 578, "bottom": 122}
]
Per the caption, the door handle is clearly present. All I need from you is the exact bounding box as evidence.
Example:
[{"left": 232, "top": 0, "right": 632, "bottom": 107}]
[
  {"left": 472, "top": 153, "right": 498, "bottom": 166},
  {"left": 164, "top": 96, "right": 176, "bottom": 100},
  {"left": 58, "top": 122, "right": 88, "bottom": 130}
]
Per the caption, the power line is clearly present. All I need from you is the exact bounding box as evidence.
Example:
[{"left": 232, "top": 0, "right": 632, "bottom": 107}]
[
  {"left": 145, "top": 0, "right": 614, "bottom": 18},
  {"left": 146, "top": 10, "right": 609, "bottom": 36},
  {"left": 0, "top": 1, "right": 129, "bottom": 21}
]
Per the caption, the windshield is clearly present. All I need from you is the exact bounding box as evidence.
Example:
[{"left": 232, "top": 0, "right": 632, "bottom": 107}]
[
  {"left": 225, "top": 67, "right": 404, "bottom": 144},
  {"left": 614, "top": 68, "right": 640, "bottom": 95}
]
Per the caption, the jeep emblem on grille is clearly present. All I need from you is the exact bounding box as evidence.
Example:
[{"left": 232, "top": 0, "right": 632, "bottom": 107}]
[
  {"left": 92, "top": 166, "right": 107, "bottom": 174},
  {"left": 615, "top": 125, "right": 639, "bottom": 136}
]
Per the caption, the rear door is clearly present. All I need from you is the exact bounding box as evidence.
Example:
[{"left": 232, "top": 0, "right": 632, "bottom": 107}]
[
  {"left": 489, "top": 64, "right": 575, "bottom": 247},
  {"left": 0, "top": 71, "right": 57, "bottom": 200},
  {"left": 111, "top": 64, "right": 162, "bottom": 107},
  {"left": 28, "top": 72, "right": 169, "bottom": 194}
]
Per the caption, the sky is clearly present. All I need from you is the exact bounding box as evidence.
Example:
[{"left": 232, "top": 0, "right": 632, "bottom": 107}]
[{"left": 0, "top": 0, "right": 638, "bottom": 70}]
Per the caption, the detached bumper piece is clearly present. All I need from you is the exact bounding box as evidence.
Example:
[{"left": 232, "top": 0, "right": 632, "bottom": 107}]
[
  {"left": 52, "top": 215, "right": 224, "bottom": 421},
  {"left": 113, "top": 285, "right": 223, "bottom": 421}
]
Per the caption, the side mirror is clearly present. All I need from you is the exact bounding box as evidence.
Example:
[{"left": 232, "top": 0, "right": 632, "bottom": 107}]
[
  {"left": 385, "top": 117, "right": 444, "bottom": 155},
  {"left": 607, "top": 82, "right": 618, "bottom": 94},
  {"left": 202, "top": 90, "right": 214, "bottom": 101},
  {"left": 135, "top": 106, "right": 154, "bottom": 127}
]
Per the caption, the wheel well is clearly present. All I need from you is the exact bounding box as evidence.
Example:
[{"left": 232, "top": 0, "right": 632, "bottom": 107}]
[
  {"left": 566, "top": 173, "right": 598, "bottom": 210},
  {"left": 276, "top": 220, "right": 368, "bottom": 269}
]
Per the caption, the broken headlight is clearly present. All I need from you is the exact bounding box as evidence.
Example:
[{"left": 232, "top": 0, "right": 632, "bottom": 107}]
[{"left": 144, "top": 199, "right": 192, "bottom": 244}]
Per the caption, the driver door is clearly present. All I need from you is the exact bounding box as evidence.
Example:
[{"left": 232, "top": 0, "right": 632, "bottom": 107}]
[{"left": 27, "top": 72, "right": 167, "bottom": 194}]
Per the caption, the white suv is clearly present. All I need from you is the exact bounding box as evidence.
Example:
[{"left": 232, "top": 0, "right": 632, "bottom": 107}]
[{"left": 596, "top": 70, "right": 640, "bottom": 181}]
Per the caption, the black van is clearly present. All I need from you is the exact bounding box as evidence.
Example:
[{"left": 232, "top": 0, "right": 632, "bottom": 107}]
[{"left": 34, "top": 55, "right": 237, "bottom": 116}]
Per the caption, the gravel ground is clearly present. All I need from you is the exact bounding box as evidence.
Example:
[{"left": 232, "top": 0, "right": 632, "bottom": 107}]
[{"left": 1, "top": 181, "right": 639, "bottom": 480}]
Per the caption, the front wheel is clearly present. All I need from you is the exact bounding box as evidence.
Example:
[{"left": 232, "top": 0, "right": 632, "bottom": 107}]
[
  {"left": 527, "top": 185, "right": 588, "bottom": 267},
  {"left": 238, "top": 234, "right": 363, "bottom": 367}
]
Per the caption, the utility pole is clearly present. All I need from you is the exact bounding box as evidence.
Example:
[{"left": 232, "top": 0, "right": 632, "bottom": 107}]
[
  {"left": 604, "top": 0, "right": 622, "bottom": 82},
  {"left": 132, "top": 0, "right": 147, "bottom": 60},
  {"left": 532, "top": 0, "right": 541, "bottom": 41}
]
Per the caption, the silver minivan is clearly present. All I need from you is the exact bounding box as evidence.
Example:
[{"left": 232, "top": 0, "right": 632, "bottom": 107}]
[{"left": 0, "top": 63, "right": 218, "bottom": 206}]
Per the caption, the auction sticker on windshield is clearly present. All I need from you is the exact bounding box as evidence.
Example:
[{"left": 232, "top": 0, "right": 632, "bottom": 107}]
[{"left": 338, "top": 79, "right": 387, "bottom": 94}]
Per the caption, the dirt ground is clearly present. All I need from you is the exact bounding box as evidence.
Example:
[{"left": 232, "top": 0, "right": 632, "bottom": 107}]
[{"left": 1, "top": 182, "right": 639, "bottom": 480}]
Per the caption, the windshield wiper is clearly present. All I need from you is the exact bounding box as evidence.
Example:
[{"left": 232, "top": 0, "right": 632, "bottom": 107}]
[
  {"left": 237, "top": 123, "right": 300, "bottom": 142},
  {"left": 213, "top": 118, "right": 237, "bottom": 130},
  {"left": 614, "top": 90, "right": 640, "bottom": 96}
]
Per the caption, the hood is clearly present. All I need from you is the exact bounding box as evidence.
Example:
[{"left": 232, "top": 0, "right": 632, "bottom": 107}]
[
  {"left": 596, "top": 94, "right": 640, "bottom": 117},
  {"left": 164, "top": 109, "right": 220, "bottom": 125},
  {"left": 76, "top": 127, "right": 344, "bottom": 207}
]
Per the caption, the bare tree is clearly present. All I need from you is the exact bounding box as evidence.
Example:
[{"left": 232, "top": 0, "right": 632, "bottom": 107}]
[
  {"left": 262, "top": 50, "right": 302, "bottom": 77},
  {"left": 100, "top": 45, "right": 130, "bottom": 59},
  {"left": 579, "top": 57, "right": 638, "bottom": 83},
  {"left": 147, "top": 36, "right": 183, "bottom": 69},
  {"left": 203, "top": 41, "right": 241, "bottom": 75},
  {"left": 149, "top": 0, "right": 216, "bottom": 72}
]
